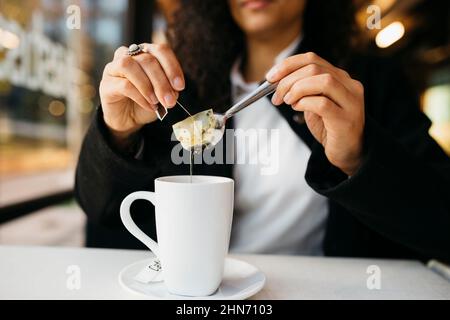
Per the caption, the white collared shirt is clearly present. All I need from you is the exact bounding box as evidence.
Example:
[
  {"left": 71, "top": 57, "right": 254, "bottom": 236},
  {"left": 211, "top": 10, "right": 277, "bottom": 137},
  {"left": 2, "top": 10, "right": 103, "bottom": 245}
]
[{"left": 229, "top": 36, "right": 328, "bottom": 255}]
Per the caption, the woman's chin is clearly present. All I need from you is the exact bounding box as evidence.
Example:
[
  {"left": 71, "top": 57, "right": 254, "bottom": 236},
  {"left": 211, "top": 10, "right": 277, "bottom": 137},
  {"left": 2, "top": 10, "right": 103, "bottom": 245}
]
[{"left": 240, "top": 18, "right": 280, "bottom": 36}]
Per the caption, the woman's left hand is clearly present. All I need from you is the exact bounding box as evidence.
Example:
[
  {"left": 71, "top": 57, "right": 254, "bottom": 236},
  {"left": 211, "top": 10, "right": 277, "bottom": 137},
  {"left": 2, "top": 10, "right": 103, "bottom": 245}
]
[{"left": 266, "top": 52, "right": 365, "bottom": 176}]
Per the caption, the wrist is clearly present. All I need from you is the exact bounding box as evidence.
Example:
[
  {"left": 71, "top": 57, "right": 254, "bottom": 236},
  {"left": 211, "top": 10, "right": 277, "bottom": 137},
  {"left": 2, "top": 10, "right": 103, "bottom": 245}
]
[
  {"left": 340, "top": 132, "right": 365, "bottom": 176},
  {"left": 340, "top": 157, "right": 362, "bottom": 177},
  {"left": 339, "top": 144, "right": 364, "bottom": 176},
  {"left": 104, "top": 123, "right": 143, "bottom": 155}
]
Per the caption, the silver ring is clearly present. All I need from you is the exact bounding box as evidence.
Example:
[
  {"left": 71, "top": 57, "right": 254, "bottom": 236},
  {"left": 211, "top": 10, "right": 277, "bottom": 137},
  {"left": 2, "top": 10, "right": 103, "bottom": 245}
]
[{"left": 127, "top": 44, "right": 145, "bottom": 56}]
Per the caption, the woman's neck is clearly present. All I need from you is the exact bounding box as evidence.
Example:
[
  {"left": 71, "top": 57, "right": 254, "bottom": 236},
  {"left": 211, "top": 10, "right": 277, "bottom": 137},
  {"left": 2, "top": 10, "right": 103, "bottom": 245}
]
[{"left": 243, "top": 23, "right": 302, "bottom": 83}]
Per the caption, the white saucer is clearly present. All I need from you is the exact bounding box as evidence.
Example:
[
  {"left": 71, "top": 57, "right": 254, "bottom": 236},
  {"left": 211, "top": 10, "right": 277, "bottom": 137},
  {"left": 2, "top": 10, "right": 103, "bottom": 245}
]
[{"left": 118, "top": 257, "right": 265, "bottom": 300}]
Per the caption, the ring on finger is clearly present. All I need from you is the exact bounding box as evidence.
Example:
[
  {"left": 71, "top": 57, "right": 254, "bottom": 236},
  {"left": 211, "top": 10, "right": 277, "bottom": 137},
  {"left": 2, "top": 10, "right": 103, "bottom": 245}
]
[{"left": 127, "top": 43, "right": 148, "bottom": 56}]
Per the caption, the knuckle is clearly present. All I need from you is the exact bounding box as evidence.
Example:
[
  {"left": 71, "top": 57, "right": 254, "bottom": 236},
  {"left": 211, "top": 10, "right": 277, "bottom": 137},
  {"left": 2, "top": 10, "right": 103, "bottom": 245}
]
[
  {"left": 353, "top": 80, "right": 364, "bottom": 93},
  {"left": 120, "top": 80, "right": 132, "bottom": 92},
  {"left": 317, "top": 98, "right": 330, "bottom": 113},
  {"left": 291, "top": 81, "right": 303, "bottom": 95},
  {"left": 114, "top": 46, "right": 127, "bottom": 57},
  {"left": 278, "top": 78, "right": 290, "bottom": 93},
  {"left": 308, "top": 63, "right": 321, "bottom": 75},
  {"left": 103, "top": 63, "right": 112, "bottom": 75},
  {"left": 340, "top": 69, "right": 350, "bottom": 78},
  {"left": 281, "top": 55, "right": 299, "bottom": 70},
  {"left": 322, "top": 73, "right": 334, "bottom": 88},
  {"left": 305, "top": 52, "right": 317, "bottom": 63},
  {"left": 140, "top": 53, "right": 157, "bottom": 64},
  {"left": 277, "top": 61, "right": 287, "bottom": 73},
  {"left": 118, "top": 55, "right": 133, "bottom": 69}
]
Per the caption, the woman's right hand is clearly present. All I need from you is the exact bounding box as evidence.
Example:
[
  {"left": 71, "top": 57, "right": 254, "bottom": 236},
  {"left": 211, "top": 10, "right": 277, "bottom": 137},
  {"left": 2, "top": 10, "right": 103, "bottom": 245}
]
[{"left": 99, "top": 43, "right": 185, "bottom": 147}]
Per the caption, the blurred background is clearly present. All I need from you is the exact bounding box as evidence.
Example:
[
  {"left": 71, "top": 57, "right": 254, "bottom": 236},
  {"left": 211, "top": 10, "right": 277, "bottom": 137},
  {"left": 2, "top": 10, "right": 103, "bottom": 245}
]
[{"left": 0, "top": 0, "right": 449, "bottom": 247}]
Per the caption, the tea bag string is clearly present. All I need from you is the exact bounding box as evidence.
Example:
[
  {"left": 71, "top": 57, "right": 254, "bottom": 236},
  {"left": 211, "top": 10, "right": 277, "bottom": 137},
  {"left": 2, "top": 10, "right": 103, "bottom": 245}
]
[{"left": 176, "top": 101, "right": 192, "bottom": 117}]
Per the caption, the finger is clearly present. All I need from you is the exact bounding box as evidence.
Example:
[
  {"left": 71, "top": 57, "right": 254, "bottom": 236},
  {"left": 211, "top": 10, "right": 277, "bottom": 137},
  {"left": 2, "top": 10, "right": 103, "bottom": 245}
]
[
  {"left": 283, "top": 74, "right": 353, "bottom": 109},
  {"left": 292, "top": 96, "right": 340, "bottom": 118},
  {"left": 272, "top": 63, "right": 350, "bottom": 105},
  {"left": 111, "top": 78, "right": 157, "bottom": 112},
  {"left": 106, "top": 56, "right": 158, "bottom": 105},
  {"left": 133, "top": 52, "right": 178, "bottom": 108},
  {"left": 113, "top": 46, "right": 128, "bottom": 60},
  {"left": 267, "top": 52, "right": 336, "bottom": 82},
  {"left": 267, "top": 52, "right": 353, "bottom": 88},
  {"left": 145, "top": 43, "right": 185, "bottom": 91}
]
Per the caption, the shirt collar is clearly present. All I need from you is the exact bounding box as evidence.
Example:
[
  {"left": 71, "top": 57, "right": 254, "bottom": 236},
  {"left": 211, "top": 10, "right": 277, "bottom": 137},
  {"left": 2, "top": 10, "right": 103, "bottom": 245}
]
[{"left": 231, "top": 35, "right": 303, "bottom": 97}]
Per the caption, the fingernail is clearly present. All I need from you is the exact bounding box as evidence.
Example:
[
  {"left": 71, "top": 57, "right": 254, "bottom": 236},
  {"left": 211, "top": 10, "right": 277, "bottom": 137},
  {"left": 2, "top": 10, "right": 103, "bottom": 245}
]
[
  {"left": 284, "top": 92, "right": 293, "bottom": 104},
  {"left": 266, "top": 66, "right": 278, "bottom": 81},
  {"left": 164, "top": 93, "right": 176, "bottom": 107},
  {"left": 173, "top": 77, "right": 185, "bottom": 90}
]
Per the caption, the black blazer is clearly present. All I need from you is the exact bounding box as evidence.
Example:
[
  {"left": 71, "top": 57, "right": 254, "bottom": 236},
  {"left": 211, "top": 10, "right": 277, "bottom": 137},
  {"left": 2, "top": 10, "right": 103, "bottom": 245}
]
[{"left": 75, "top": 44, "right": 450, "bottom": 263}]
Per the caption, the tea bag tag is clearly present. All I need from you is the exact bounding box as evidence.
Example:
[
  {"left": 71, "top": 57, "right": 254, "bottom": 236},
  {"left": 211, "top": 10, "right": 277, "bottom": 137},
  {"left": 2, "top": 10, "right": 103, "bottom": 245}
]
[
  {"left": 134, "top": 258, "right": 164, "bottom": 283},
  {"left": 156, "top": 104, "right": 168, "bottom": 121}
]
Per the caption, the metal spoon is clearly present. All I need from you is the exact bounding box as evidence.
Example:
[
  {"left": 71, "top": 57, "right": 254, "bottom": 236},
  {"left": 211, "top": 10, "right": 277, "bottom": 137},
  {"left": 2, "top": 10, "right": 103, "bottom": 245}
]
[{"left": 173, "top": 81, "right": 277, "bottom": 152}]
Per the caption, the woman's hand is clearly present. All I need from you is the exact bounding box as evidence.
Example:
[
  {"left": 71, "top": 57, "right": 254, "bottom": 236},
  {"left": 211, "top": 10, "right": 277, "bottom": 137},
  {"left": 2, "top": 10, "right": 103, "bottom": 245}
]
[
  {"left": 266, "top": 52, "right": 365, "bottom": 176},
  {"left": 100, "top": 43, "right": 185, "bottom": 149}
]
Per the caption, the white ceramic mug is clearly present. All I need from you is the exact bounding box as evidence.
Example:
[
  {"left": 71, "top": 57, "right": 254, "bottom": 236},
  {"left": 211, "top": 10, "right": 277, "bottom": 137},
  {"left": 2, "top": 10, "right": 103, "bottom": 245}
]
[{"left": 120, "top": 175, "right": 234, "bottom": 297}]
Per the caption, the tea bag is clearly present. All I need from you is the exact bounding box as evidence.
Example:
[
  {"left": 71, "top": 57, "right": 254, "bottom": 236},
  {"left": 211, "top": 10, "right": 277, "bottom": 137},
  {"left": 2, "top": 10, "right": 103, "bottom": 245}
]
[
  {"left": 172, "top": 109, "right": 220, "bottom": 151},
  {"left": 134, "top": 258, "right": 164, "bottom": 283}
]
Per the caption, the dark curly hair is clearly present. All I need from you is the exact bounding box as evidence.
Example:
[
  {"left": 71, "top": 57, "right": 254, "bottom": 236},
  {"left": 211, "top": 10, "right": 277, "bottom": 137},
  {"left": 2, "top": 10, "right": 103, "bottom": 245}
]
[{"left": 171, "top": 0, "right": 356, "bottom": 111}]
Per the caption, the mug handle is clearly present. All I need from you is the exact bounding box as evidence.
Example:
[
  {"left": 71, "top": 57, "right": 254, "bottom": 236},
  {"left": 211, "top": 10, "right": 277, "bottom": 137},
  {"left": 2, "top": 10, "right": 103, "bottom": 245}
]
[{"left": 120, "top": 191, "right": 160, "bottom": 257}]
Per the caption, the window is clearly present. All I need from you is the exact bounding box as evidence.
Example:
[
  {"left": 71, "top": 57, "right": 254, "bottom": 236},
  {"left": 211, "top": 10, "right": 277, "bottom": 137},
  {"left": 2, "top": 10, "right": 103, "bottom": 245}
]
[{"left": 0, "top": 0, "right": 128, "bottom": 205}]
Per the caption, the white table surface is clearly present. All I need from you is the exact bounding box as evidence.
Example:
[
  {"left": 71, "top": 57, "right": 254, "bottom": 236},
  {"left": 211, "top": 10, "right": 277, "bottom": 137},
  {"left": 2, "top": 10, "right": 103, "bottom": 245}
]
[{"left": 0, "top": 245, "right": 449, "bottom": 300}]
